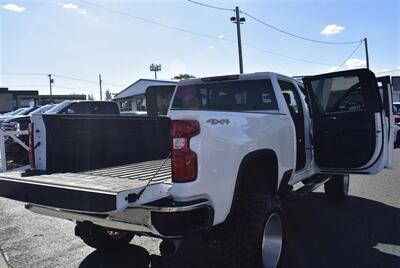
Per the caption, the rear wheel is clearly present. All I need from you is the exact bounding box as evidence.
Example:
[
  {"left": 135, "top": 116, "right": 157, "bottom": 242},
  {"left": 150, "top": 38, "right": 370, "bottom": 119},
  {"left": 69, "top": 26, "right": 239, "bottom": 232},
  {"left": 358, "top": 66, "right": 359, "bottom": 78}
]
[
  {"left": 220, "top": 194, "right": 284, "bottom": 268},
  {"left": 75, "top": 222, "right": 134, "bottom": 250},
  {"left": 324, "top": 174, "right": 349, "bottom": 201}
]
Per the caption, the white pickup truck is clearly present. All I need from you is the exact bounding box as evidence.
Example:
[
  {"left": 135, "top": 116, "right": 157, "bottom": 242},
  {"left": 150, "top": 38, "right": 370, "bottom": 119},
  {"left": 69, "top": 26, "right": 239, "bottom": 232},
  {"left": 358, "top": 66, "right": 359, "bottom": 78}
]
[{"left": 0, "top": 69, "right": 395, "bottom": 267}]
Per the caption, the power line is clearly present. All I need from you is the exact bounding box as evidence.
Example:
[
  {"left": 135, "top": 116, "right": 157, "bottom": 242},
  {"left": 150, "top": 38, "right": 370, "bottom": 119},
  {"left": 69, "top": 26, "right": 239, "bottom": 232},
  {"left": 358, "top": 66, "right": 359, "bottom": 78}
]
[
  {"left": 52, "top": 74, "right": 123, "bottom": 87},
  {"left": 53, "top": 84, "right": 94, "bottom": 92},
  {"left": 52, "top": 74, "right": 99, "bottom": 84},
  {"left": 185, "top": 1, "right": 362, "bottom": 45},
  {"left": 185, "top": 2, "right": 363, "bottom": 67},
  {"left": 0, "top": 72, "right": 46, "bottom": 76},
  {"left": 0, "top": 72, "right": 123, "bottom": 87},
  {"left": 333, "top": 41, "right": 364, "bottom": 71},
  {"left": 0, "top": 83, "right": 94, "bottom": 93},
  {"left": 79, "top": 0, "right": 337, "bottom": 67},
  {"left": 240, "top": 10, "right": 362, "bottom": 45},
  {"left": 79, "top": 0, "right": 229, "bottom": 41},
  {"left": 186, "top": 0, "right": 234, "bottom": 11},
  {"left": 1, "top": 84, "right": 49, "bottom": 88},
  {"left": 244, "top": 44, "right": 335, "bottom": 66}
]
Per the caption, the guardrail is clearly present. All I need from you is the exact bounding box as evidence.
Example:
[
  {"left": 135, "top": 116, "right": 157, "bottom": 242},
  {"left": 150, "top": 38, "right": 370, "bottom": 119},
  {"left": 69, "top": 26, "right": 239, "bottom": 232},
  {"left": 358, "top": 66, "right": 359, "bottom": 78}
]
[{"left": 0, "top": 129, "right": 30, "bottom": 172}]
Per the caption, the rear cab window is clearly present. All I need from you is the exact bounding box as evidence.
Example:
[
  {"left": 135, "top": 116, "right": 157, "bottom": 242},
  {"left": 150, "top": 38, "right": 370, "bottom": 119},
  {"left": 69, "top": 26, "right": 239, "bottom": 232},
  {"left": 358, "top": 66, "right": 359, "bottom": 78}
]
[
  {"left": 172, "top": 79, "right": 279, "bottom": 112},
  {"left": 62, "top": 102, "right": 120, "bottom": 115}
]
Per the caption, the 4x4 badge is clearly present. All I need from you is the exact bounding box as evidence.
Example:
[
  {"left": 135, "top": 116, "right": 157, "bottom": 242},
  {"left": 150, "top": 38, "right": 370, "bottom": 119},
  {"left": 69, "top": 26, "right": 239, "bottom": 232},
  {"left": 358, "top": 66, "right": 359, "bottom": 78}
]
[{"left": 206, "top": 119, "right": 230, "bottom": 125}]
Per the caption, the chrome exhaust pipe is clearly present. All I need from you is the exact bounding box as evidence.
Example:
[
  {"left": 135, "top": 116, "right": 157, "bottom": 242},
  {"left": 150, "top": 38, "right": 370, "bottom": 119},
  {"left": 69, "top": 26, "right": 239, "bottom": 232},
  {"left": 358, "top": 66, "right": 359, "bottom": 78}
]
[{"left": 159, "top": 239, "right": 182, "bottom": 257}]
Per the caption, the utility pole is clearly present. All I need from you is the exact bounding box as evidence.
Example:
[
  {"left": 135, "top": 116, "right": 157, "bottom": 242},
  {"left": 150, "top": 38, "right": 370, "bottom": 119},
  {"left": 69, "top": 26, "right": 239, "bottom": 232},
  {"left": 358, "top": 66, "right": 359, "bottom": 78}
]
[
  {"left": 48, "top": 74, "right": 54, "bottom": 103},
  {"left": 364, "top": 37, "right": 369, "bottom": 69},
  {"left": 150, "top": 64, "right": 161, "bottom": 79},
  {"left": 99, "top": 74, "right": 103, "bottom": 101},
  {"left": 231, "top": 7, "right": 245, "bottom": 74}
]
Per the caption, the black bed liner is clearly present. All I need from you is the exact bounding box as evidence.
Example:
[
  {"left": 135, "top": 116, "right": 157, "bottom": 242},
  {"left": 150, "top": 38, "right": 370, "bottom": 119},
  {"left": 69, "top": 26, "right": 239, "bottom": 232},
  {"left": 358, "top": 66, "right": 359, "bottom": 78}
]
[
  {"left": 0, "top": 159, "right": 171, "bottom": 213},
  {"left": 40, "top": 114, "right": 172, "bottom": 173}
]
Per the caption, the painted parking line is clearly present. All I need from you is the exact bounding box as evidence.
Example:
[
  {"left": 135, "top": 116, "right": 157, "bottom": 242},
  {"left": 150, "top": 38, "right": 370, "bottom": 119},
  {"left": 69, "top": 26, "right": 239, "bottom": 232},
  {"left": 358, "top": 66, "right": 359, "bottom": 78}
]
[{"left": 0, "top": 249, "right": 10, "bottom": 268}]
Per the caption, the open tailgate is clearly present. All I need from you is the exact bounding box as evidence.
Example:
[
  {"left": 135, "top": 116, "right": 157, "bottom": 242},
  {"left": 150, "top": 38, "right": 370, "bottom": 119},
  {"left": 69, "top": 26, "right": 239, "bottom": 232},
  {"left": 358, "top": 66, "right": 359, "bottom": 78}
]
[{"left": 0, "top": 159, "right": 171, "bottom": 213}]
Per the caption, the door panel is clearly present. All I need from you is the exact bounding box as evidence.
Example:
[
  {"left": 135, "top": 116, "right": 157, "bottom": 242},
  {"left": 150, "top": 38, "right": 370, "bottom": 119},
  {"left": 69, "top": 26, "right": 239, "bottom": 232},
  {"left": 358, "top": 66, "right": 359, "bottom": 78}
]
[
  {"left": 303, "top": 69, "right": 384, "bottom": 172},
  {"left": 278, "top": 80, "right": 306, "bottom": 171},
  {"left": 377, "top": 76, "right": 395, "bottom": 168}
]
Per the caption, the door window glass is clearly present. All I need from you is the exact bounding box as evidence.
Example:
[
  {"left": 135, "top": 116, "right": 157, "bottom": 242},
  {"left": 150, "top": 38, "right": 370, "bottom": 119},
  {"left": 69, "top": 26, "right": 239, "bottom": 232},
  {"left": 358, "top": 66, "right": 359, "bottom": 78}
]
[
  {"left": 310, "top": 75, "right": 365, "bottom": 114},
  {"left": 278, "top": 80, "right": 303, "bottom": 116}
]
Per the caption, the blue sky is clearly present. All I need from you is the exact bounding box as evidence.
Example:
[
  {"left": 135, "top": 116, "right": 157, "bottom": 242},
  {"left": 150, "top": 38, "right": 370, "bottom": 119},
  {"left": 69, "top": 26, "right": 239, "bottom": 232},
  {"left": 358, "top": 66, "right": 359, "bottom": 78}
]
[{"left": 1, "top": 0, "right": 399, "bottom": 99}]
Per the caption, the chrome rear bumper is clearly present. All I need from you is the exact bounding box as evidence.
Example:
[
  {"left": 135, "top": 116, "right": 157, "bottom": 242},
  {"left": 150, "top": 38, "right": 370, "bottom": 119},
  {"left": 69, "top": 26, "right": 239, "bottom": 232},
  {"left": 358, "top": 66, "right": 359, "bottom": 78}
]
[{"left": 26, "top": 198, "right": 213, "bottom": 238}]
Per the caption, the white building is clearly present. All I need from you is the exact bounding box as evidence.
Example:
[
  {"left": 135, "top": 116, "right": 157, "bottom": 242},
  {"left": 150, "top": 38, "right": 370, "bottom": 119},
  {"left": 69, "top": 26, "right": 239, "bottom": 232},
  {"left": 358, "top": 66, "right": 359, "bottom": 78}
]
[{"left": 113, "top": 79, "right": 177, "bottom": 112}]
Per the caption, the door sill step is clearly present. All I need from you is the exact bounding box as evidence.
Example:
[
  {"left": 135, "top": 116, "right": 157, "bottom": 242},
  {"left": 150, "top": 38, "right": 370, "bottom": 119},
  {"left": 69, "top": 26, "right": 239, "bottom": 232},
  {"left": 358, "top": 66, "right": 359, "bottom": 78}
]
[{"left": 280, "top": 175, "right": 331, "bottom": 200}]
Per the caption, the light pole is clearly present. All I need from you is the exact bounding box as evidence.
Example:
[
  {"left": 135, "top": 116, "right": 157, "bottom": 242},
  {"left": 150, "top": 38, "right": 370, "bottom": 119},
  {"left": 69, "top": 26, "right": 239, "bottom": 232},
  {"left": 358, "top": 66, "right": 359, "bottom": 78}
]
[
  {"left": 231, "top": 6, "right": 245, "bottom": 74},
  {"left": 99, "top": 74, "right": 103, "bottom": 101},
  {"left": 364, "top": 37, "right": 369, "bottom": 69},
  {"left": 48, "top": 74, "right": 54, "bottom": 103},
  {"left": 150, "top": 64, "right": 162, "bottom": 79}
]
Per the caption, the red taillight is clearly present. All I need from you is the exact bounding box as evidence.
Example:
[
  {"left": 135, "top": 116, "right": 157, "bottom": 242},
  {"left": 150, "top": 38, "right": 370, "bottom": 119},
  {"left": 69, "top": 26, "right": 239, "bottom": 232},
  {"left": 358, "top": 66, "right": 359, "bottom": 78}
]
[
  {"left": 28, "top": 123, "right": 35, "bottom": 169},
  {"left": 171, "top": 120, "right": 200, "bottom": 183}
]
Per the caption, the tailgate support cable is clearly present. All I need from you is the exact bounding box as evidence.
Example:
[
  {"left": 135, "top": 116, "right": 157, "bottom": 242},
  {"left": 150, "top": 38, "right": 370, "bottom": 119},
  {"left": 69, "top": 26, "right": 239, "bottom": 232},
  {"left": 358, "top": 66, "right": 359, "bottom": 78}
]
[{"left": 127, "top": 153, "right": 171, "bottom": 203}]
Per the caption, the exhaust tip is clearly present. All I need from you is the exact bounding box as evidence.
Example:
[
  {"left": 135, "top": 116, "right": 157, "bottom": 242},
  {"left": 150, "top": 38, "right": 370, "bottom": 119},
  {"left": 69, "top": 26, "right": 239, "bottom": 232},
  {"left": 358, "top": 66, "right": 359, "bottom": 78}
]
[{"left": 159, "top": 239, "right": 181, "bottom": 257}]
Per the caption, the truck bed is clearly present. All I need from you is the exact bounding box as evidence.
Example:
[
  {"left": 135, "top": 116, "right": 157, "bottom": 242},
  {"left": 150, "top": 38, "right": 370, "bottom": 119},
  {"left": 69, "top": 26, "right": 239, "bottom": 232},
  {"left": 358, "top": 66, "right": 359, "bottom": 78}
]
[
  {"left": 33, "top": 114, "right": 172, "bottom": 173},
  {"left": 0, "top": 159, "right": 171, "bottom": 213}
]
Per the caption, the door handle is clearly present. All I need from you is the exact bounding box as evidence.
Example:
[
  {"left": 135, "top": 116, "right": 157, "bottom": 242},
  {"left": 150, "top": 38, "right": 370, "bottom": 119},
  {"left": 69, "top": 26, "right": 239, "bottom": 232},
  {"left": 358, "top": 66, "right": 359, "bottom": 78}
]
[{"left": 326, "top": 116, "right": 337, "bottom": 120}]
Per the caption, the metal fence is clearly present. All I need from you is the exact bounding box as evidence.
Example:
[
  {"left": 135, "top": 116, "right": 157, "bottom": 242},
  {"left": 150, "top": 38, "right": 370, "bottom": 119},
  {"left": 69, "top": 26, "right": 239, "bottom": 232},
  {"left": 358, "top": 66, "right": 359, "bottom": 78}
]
[{"left": 0, "top": 129, "right": 30, "bottom": 172}]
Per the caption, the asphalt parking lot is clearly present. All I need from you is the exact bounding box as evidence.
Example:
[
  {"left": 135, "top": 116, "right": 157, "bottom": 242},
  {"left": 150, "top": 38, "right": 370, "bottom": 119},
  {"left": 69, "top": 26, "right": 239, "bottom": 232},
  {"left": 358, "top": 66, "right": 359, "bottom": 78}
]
[{"left": 1, "top": 153, "right": 400, "bottom": 268}]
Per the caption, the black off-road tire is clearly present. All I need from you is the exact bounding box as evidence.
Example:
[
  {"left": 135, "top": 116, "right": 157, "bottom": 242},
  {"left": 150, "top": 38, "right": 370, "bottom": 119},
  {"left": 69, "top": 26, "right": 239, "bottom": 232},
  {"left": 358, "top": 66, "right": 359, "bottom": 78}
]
[
  {"left": 220, "top": 194, "right": 284, "bottom": 268},
  {"left": 75, "top": 222, "right": 134, "bottom": 250},
  {"left": 324, "top": 174, "right": 349, "bottom": 201}
]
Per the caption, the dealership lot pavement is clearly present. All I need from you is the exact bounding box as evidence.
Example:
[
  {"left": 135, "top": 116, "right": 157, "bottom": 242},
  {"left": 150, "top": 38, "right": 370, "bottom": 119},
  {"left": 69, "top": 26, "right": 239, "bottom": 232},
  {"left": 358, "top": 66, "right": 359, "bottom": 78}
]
[{"left": 1, "top": 153, "right": 400, "bottom": 268}]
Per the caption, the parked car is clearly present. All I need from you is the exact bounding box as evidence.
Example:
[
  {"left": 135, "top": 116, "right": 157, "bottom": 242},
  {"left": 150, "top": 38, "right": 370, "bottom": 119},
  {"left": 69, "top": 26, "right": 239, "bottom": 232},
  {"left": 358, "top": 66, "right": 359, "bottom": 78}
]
[
  {"left": 0, "top": 106, "right": 39, "bottom": 125},
  {"left": 1, "top": 105, "right": 55, "bottom": 132},
  {"left": 0, "top": 108, "right": 26, "bottom": 118},
  {"left": 393, "top": 102, "right": 400, "bottom": 124},
  {"left": 1, "top": 101, "right": 120, "bottom": 167},
  {"left": 1, "top": 105, "right": 54, "bottom": 166},
  {"left": 45, "top": 100, "right": 120, "bottom": 115},
  {"left": 0, "top": 69, "right": 395, "bottom": 267},
  {"left": 392, "top": 103, "right": 400, "bottom": 148}
]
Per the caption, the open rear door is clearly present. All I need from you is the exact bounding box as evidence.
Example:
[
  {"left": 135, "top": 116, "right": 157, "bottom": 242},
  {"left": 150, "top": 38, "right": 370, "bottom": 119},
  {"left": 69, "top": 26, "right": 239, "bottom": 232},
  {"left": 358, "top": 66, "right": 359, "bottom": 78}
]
[{"left": 303, "top": 69, "right": 388, "bottom": 174}]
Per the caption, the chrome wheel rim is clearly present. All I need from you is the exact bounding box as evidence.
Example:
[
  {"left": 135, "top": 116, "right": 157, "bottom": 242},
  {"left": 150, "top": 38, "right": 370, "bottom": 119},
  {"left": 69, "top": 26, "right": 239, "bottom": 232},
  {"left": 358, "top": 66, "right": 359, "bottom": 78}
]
[
  {"left": 262, "top": 213, "right": 283, "bottom": 268},
  {"left": 343, "top": 175, "right": 350, "bottom": 195}
]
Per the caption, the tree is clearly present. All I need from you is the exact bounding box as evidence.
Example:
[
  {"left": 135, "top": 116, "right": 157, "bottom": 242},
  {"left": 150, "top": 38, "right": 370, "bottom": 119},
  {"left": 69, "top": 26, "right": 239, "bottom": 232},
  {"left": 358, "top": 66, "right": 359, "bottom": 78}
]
[
  {"left": 105, "top": 89, "right": 113, "bottom": 101},
  {"left": 172, "top": 74, "right": 196, "bottom": 80},
  {"left": 87, "top": 93, "right": 94, "bottom": 100}
]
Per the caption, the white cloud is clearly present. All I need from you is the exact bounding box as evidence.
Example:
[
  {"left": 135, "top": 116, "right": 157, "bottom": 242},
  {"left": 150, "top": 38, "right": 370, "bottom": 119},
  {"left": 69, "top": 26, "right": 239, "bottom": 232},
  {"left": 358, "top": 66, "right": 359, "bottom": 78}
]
[
  {"left": 208, "top": 45, "right": 215, "bottom": 49},
  {"left": 63, "top": 3, "right": 78, "bottom": 9},
  {"left": 217, "top": 35, "right": 224, "bottom": 39},
  {"left": 380, "top": 68, "right": 388, "bottom": 72},
  {"left": 78, "top": 9, "right": 87, "bottom": 15},
  {"left": 328, "top": 66, "right": 339, "bottom": 72},
  {"left": 2, "top": 3, "right": 25, "bottom": 12},
  {"left": 397, "top": 67, "right": 400, "bottom": 69},
  {"left": 321, "top": 24, "right": 345, "bottom": 36},
  {"left": 345, "top": 58, "right": 366, "bottom": 68},
  {"left": 62, "top": 3, "right": 87, "bottom": 15}
]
